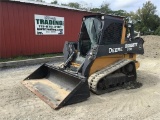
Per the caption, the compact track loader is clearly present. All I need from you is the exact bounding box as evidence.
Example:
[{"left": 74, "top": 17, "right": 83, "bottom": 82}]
[{"left": 22, "top": 15, "right": 144, "bottom": 109}]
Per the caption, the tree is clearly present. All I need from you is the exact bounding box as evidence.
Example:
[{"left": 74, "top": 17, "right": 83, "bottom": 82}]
[
  {"left": 66, "top": 2, "right": 81, "bottom": 9},
  {"left": 28, "top": 0, "right": 45, "bottom": 2},
  {"left": 51, "top": 0, "right": 58, "bottom": 4},
  {"left": 154, "top": 26, "right": 160, "bottom": 35},
  {"left": 80, "top": 2, "right": 91, "bottom": 11},
  {"left": 90, "top": 8, "right": 101, "bottom": 13},
  {"left": 61, "top": 2, "right": 81, "bottom": 9},
  {"left": 36, "top": 0, "right": 45, "bottom": 2},
  {"left": 99, "top": 2, "right": 111, "bottom": 14},
  {"left": 90, "top": 1, "right": 111, "bottom": 14},
  {"left": 132, "top": 1, "right": 160, "bottom": 34},
  {"left": 111, "top": 10, "right": 128, "bottom": 17}
]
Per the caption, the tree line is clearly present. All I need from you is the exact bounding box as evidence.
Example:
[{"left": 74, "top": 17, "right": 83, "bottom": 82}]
[{"left": 32, "top": 0, "right": 160, "bottom": 35}]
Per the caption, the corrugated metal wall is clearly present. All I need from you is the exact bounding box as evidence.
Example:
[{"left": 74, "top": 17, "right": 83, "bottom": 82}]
[{"left": 0, "top": 1, "right": 92, "bottom": 58}]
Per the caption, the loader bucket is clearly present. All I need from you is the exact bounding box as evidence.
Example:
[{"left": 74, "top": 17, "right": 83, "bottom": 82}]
[{"left": 22, "top": 64, "right": 90, "bottom": 109}]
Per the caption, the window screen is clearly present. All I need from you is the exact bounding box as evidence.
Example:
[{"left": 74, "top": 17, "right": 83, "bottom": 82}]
[{"left": 102, "top": 22, "right": 123, "bottom": 45}]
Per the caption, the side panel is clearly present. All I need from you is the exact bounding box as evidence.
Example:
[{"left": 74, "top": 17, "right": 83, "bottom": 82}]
[
  {"left": 121, "top": 24, "right": 127, "bottom": 44},
  {"left": 89, "top": 55, "right": 123, "bottom": 75},
  {"left": 124, "top": 54, "right": 140, "bottom": 69},
  {"left": 89, "top": 54, "right": 139, "bottom": 76}
]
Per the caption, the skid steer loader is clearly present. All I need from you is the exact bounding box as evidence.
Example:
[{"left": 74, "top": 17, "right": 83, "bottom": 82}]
[{"left": 22, "top": 15, "right": 144, "bottom": 109}]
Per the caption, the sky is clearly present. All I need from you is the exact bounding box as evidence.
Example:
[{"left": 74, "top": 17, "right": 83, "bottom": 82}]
[{"left": 44, "top": 0, "right": 160, "bottom": 16}]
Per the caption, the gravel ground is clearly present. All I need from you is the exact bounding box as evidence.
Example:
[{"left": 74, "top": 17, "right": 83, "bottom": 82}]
[{"left": 0, "top": 35, "right": 160, "bottom": 120}]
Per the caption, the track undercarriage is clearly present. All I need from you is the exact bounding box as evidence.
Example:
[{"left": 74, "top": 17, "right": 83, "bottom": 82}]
[{"left": 89, "top": 59, "right": 140, "bottom": 94}]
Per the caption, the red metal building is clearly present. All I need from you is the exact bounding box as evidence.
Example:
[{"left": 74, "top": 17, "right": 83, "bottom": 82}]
[{"left": 0, "top": 0, "right": 94, "bottom": 58}]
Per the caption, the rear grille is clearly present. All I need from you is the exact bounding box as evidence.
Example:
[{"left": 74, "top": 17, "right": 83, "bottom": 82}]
[{"left": 102, "top": 23, "right": 123, "bottom": 45}]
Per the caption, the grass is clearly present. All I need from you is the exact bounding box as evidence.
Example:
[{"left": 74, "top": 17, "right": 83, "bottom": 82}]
[{"left": 0, "top": 53, "right": 63, "bottom": 62}]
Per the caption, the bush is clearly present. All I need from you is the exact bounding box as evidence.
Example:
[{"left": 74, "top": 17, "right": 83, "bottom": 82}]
[
  {"left": 141, "top": 27, "right": 149, "bottom": 35},
  {"left": 154, "top": 26, "right": 160, "bottom": 36}
]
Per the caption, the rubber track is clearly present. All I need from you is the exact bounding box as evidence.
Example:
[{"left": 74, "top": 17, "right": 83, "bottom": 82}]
[{"left": 88, "top": 59, "right": 133, "bottom": 94}]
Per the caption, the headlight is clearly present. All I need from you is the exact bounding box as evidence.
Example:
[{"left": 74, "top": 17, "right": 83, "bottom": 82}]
[{"left": 101, "top": 16, "right": 104, "bottom": 20}]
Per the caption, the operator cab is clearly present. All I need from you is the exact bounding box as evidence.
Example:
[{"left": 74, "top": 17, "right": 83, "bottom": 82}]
[{"left": 78, "top": 15, "right": 124, "bottom": 56}]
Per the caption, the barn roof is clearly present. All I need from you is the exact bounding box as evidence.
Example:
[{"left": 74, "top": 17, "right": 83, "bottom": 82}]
[{"left": 9, "top": 0, "right": 94, "bottom": 13}]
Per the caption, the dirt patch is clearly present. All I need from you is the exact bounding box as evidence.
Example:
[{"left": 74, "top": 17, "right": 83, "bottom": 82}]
[
  {"left": 140, "top": 35, "right": 160, "bottom": 59},
  {"left": 0, "top": 35, "right": 160, "bottom": 120},
  {"left": 122, "top": 81, "right": 142, "bottom": 90}
]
